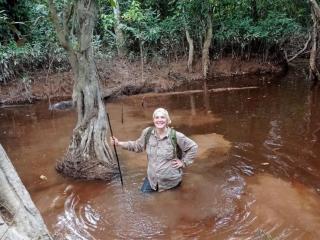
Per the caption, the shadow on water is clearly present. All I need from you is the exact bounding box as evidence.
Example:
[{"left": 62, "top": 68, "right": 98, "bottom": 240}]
[{"left": 0, "top": 68, "right": 320, "bottom": 239}]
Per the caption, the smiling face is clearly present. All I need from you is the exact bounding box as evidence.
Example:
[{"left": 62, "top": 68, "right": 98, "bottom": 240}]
[{"left": 153, "top": 113, "right": 168, "bottom": 130}]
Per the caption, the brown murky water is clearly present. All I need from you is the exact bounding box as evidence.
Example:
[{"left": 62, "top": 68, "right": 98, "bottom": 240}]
[{"left": 1, "top": 68, "right": 320, "bottom": 239}]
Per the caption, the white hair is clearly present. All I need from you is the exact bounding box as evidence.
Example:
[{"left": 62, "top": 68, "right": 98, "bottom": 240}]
[{"left": 153, "top": 108, "right": 171, "bottom": 125}]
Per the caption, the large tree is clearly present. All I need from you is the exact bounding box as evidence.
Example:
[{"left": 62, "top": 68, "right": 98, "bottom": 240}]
[{"left": 48, "top": 0, "right": 117, "bottom": 180}]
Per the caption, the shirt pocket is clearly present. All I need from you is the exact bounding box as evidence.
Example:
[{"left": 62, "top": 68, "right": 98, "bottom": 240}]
[
  {"left": 163, "top": 141, "right": 175, "bottom": 160},
  {"left": 146, "top": 137, "right": 157, "bottom": 155}
]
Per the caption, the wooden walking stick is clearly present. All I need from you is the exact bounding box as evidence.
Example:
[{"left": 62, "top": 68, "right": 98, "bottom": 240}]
[{"left": 107, "top": 112, "right": 124, "bottom": 187}]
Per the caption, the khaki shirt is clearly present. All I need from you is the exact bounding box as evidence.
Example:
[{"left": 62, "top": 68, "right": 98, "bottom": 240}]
[{"left": 122, "top": 127, "right": 198, "bottom": 192}]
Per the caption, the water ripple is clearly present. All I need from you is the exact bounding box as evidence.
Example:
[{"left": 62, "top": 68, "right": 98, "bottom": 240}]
[{"left": 53, "top": 188, "right": 101, "bottom": 240}]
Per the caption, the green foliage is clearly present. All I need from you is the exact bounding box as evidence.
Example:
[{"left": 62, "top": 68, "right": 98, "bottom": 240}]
[
  {"left": 122, "top": 0, "right": 161, "bottom": 43},
  {"left": 253, "top": 12, "right": 301, "bottom": 43},
  {"left": 0, "top": 10, "right": 11, "bottom": 40},
  {"left": 212, "top": 0, "right": 306, "bottom": 58},
  {"left": 158, "top": 16, "right": 185, "bottom": 57},
  {"left": 215, "top": 11, "right": 301, "bottom": 45},
  {"left": 0, "top": 41, "right": 42, "bottom": 82},
  {"left": 0, "top": 1, "right": 68, "bottom": 83},
  {"left": 99, "top": 12, "right": 116, "bottom": 52},
  {"left": 0, "top": 0, "right": 313, "bottom": 83}
]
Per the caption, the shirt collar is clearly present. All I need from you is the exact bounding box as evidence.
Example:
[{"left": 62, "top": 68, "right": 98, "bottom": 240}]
[{"left": 151, "top": 127, "right": 170, "bottom": 139}]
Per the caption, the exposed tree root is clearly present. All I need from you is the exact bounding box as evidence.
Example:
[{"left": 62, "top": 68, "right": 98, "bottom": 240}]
[
  {"left": 56, "top": 151, "right": 117, "bottom": 180},
  {"left": 56, "top": 115, "right": 118, "bottom": 180}
]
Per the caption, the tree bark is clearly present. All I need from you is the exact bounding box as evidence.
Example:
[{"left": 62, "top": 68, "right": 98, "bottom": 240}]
[
  {"left": 0, "top": 145, "right": 53, "bottom": 240},
  {"left": 113, "top": 0, "right": 126, "bottom": 57},
  {"left": 310, "top": 0, "right": 320, "bottom": 19},
  {"left": 48, "top": 0, "right": 117, "bottom": 180},
  {"left": 309, "top": 14, "right": 318, "bottom": 82},
  {"left": 202, "top": 13, "right": 213, "bottom": 102},
  {"left": 185, "top": 29, "right": 194, "bottom": 73},
  {"left": 309, "top": 4, "right": 320, "bottom": 85},
  {"left": 202, "top": 15, "right": 213, "bottom": 80},
  {"left": 140, "top": 40, "right": 144, "bottom": 83}
]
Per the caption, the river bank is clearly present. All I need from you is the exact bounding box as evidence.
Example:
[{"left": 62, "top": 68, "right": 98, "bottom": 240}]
[{"left": 0, "top": 57, "right": 285, "bottom": 106}]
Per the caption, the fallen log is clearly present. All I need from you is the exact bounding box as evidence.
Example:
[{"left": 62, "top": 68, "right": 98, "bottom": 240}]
[
  {"left": 0, "top": 145, "right": 53, "bottom": 240},
  {"left": 137, "top": 86, "right": 259, "bottom": 97}
]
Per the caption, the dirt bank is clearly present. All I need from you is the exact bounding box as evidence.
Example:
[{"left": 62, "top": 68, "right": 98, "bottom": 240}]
[{"left": 0, "top": 57, "right": 285, "bottom": 105}]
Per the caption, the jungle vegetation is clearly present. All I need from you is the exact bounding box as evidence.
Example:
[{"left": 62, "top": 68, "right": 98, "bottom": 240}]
[{"left": 0, "top": 0, "right": 314, "bottom": 84}]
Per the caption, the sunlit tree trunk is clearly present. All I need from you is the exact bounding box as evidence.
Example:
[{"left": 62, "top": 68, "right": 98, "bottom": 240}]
[
  {"left": 202, "top": 14, "right": 213, "bottom": 97},
  {"left": 113, "top": 0, "right": 126, "bottom": 57},
  {"left": 202, "top": 15, "right": 213, "bottom": 79},
  {"left": 185, "top": 29, "right": 194, "bottom": 73},
  {"left": 139, "top": 40, "right": 144, "bottom": 83},
  {"left": 48, "top": 0, "right": 117, "bottom": 180}
]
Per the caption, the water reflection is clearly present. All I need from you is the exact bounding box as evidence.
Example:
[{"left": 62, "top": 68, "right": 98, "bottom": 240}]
[{"left": 0, "top": 69, "right": 320, "bottom": 239}]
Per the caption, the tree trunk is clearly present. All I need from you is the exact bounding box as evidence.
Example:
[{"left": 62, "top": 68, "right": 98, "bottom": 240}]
[
  {"left": 140, "top": 40, "right": 144, "bottom": 83},
  {"left": 309, "top": 14, "right": 319, "bottom": 83},
  {"left": 113, "top": 0, "right": 126, "bottom": 57},
  {"left": 309, "top": 1, "right": 320, "bottom": 85},
  {"left": 58, "top": 50, "right": 117, "bottom": 180},
  {"left": 202, "top": 14, "right": 213, "bottom": 101},
  {"left": 49, "top": 0, "right": 117, "bottom": 180},
  {"left": 0, "top": 145, "right": 53, "bottom": 240},
  {"left": 202, "top": 15, "right": 213, "bottom": 79},
  {"left": 185, "top": 29, "right": 194, "bottom": 73}
]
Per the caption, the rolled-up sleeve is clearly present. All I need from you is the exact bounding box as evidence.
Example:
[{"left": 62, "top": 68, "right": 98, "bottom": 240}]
[
  {"left": 176, "top": 132, "right": 198, "bottom": 167},
  {"left": 121, "top": 127, "right": 149, "bottom": 152}
]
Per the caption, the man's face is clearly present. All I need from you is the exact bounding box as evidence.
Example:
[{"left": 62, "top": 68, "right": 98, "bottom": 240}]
[{"left": 153, "top": 114, "right": 167, "bottom": 129}]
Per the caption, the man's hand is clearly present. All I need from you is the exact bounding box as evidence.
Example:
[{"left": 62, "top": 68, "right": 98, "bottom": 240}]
[{"left": 172, "top": 159, "right": 184, "bottom": 168}]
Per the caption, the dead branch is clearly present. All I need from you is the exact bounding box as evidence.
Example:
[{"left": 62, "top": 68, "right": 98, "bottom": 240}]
[{"left": 288, "top": 33, "right": 311, "bottom": 62}]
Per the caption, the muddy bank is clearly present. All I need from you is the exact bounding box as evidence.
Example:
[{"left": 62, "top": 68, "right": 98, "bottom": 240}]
[{"left": 0, "top": 57, "right": 285, "bottom": 105}]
